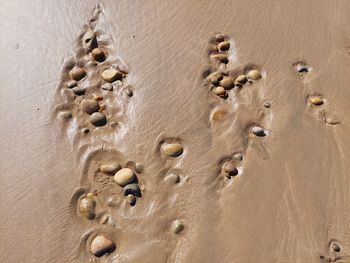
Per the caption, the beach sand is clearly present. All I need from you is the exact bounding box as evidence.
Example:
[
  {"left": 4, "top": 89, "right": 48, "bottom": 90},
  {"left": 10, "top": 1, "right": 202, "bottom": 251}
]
[{"left": 1, "top": 1, "right": 350, "bottom": 262}]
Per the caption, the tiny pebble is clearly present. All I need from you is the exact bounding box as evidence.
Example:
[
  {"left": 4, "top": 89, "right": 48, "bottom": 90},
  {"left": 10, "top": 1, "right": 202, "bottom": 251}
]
[
  {"left": 100, "top": 214, "right": 109, "bottom": 224},
  {"left": 126, "top": 194, "right": 136, "bottom": 206},
  {"left": 211, "top": 53, "right": 228, "bottom": 64},
  {"left": 125, "top": 88, "right": 133, "bottom": 97},
  {"left": 79, "top": 197, "right": 96, "bottom": 220},
  {"left": 295, "top": 63, "right": 309, "bottom": 74},
  {"left": 124, "top": 183, "right": 141, "bottom": 197},
  {"left": 251, "top": 126, "right": 266, "bottom": 137},
  {"left": 81, "top": 99, "right": 100, "bottom": 114},
  {"left": 114, "top": 168, "right": 135, "bottom": 186},
  {"left": 161, "top": 143, "right": 184, "bottom": 157},
  {"left": 246, "top": 70, "right": 262, "bottom": 80},
  {"left": 232, "top": 153, "right": 243, "bottom": 161},
  {"left": 325, "top": 117, "right": 340, "bottom": 125},
  {"left": 102, "top": 83, "right": 113, "bottom": 91},
  {"left": 264, "top": 102, "right": 271, "bottom": 108},
  {"left": 218, "top": 41, "right": 230, "bottom": 52},
  {"left": 82, "top": 29, "right": 97, "bottom": 51},
  {"left": 213, "top": 86, "right": 226, "bottom": 96},
  {"left": 69, "top": 67, "right": 86, "bottom": 81},
  {"left": 235, "top": 75, "right": 248, "bottom": 85},
  {"left": 90, "top": 112, "right": 107, "bottom": 126},
  {"left": 90, "top": 235, "right": 116, "bottom": 257},
  {"left": 219, "top": 77, "right": 234, "bottom": 90},
  {"left": 72, "top": 86, "right": 85, "bottom": 96},
  {"left": 215, "top": 34, "right": 224, "bottom": 43},
  {"left": 310, "top": 97, "right": 324, "bottom": 106},
  {"left": 221, "top": 161, "right": 238, "bottom": 177},
  {"left": 171, "top": 220, "right": 184, "bottom": 234},
  {"left": 67, "top": 80, "right": 77, "bottom": 89},
  {"left": 135, "top": 163, "right": 144, "bottom": 173},
  {"left": 61, "top": 111, "right": 72, "bottom": 120},
  {"left": 102, "top": 68, "right": 123, "bottom": 83},
  {"left": 82, "top": 128, "right": 90, "bottom": 134},
  {"left": 164, "top": 172, "right": 180, "bottom": 184},
  {"left": 91, "top": 48, "right": 106, "bottom": 62},
  {"left": 100, "top": 162, "right": 121, "bottom": 174},
  {"left": 331, "top": 243, "right": 341, "bottom": 252}
]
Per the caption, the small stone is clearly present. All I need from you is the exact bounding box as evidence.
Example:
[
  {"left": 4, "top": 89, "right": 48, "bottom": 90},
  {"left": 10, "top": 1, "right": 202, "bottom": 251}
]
[
  {"left": 82, "top": 128, "right": 90, "bottom": 134},
  {"left": 67, "top": 80, "right": 77, "bottom": 89},
  {"left": 82, "top": 29, "right": 97, "bottom": 51},
  {"left": 79, "top": 197, "right": 96, "bottom": 220},
  {"left": 171, "top": 220, "right": 184, "bottom": 234},
  {"left": 251, "top": 126, "right": 266, "bottom": 137},
  {"left": 81, "top": 99, "right": 100, "bottom": 114},
  {"left": 125, "top": 88, "right": 133, "bottom": 97},
  {"left": 325, "top": 117, "right": 340, "bottom": 125},
  {"left": 219, "top": 77, "right": 234, "bottom": 90},
  {"left": 135, "top": 163, "right": 144, "bottom": 173},
  {"left": 124, "top": 184, "right": 141, "bottom": 197},
  {"left": 164, "top": 172, "right": 180, "bottom": 184},
  {"left": 102, "top": 69, "right": 123, "bottom": 83},
  {"left": 90, "top": 112, "right": 107, "bottom": 126},
  {"left": 86, "top": 192, "right": 94, "bottom": 198},
  {"left": 211, "top": 53, "right": 228, "bottom": 64},
  {"left": 235, "top": 75, "right": 248, "bottom": 85},
  {"left": 218, "top": 41, "right": 230, "bottom": 52},
  {"left": 102, "top": 83, "right": 113, "bottom": 91},
  {"left": 61, "top": 111, "right": 72, "bottom": 120},
  {"left": 208, "top": 71, "right": 223, "bottom": 85},
  {"left": 69, "top": 67, "right": 86, "bottom": 81},
  {"left": 126, "top": 194, "right": 136, "bottom": 206},
  {"left": 215, "top": 34, "right": 225, "bottom": 43},
  {"left": 246, "top": 70, "right": 262, "bottom": 80},
  {"left": 295, "top": 63, "right": 309, "bottom": 74},
  {"left": 310, "top": 97, "right": 324, "bottom": 106},
  {"left": 100, "top": 214, "right": 109, "bottom": 224},
  {"left": 264, "top": 102, "right": 271, "bottom": 108},
  {"left": 213, "top": 86, "right": 226, "bottom": 96},
  {"left": 100, "top": 162, "right": 121, "bottom": 174},
  {"left": 91, "top": 48, "right": 106, "bottom": 62},
  {"left": 331, "top": 243, "right": 341, "bottom": 252},
  {"left": 90, "top": 235, "right": 116, "bottom": 257},
  {"left": 232, "top": 153, "right": 243, "bottom": 161},
  {"left": 114, "top": 168, "right": 135, "bottom": 186},
  {"left": 211, "top": 108, "right": 227, "bottom": 121},
  {"left": 221, "top": 161, "right": 238, "bottom": 177},
  {"left": 161, "top": 143, "right": 183, "bottom": 157},
  {"left": 72, "top": 86, "right": 85, "bottom": 96}
]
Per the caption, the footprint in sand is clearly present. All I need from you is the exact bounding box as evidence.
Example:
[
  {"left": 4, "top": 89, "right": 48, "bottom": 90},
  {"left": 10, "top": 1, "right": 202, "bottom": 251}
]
[{"left": 201, "top": 33, "right": 271, "bottom": 188}]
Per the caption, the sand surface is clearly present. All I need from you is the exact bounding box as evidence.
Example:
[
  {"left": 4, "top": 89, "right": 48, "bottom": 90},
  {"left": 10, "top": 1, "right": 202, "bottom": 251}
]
[{"left": 1, "top": 1, "right": 350, "bottom": 262}]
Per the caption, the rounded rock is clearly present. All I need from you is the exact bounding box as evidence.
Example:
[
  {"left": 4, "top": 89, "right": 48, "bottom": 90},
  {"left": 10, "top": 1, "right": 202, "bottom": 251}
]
[
  {"left": 69, "top": 67, "right": 86, "bottom": 81},
  {"left": 61, "top": 111, "right": 72, "bottom": 120},
  {"left": 213, "top": 86, "right": 226, "bottom": 96},
  {"left": 81, "top": 99, "right": 100, "bottom": 114},
  {"left": 90, "top": 235, "right": 116, "bottom": 257},
  {"left": 310, "top": 97, "right": 324, "bottom": 106},
  {"left": 251, "top": 126, "right": 266, "bottom": 137},
  {"left": 171, "top": 220, "right": 184, "bottom": 234},
  {"left": 264, "top": 102, "right": 271, "bottom": 108},
  {"left": 161, "top": 143, "right": 183, "bottom": 157},
  {"left": 295, "top": 63, "right": 309, "bottom": 74},
  {"left": 72, "top": 86, "right": 85, "bottom": 96},
  {"left": 90, "top": 112, "right": 107, "bottom": 126},
  {"left": 211, "top": 53, "right": 228, "bottom": 64},
  {"left": 67, "top": 80, "right": 77, "bottom": 89},
  {"left": 218, "top": 41, "right": 230, "bottom": 52},
  {"left": 79, "top": 197, "right": 96, "bottom": 220},
  {"left": 222, "top": 162, "right": 238, "bottom": 177},
  {"left": 246, "top": 70, "right": 262, "bottom": 80},
  {"left": 102, "top": 69, "right": 123, "bottom": 83},
  {"left": 219, "top": 77, "right": 234, "bottom": 90},
  {"left": 82, "top": 29, "right": 97, "bottom": 51},
  {"left": 100, "top": 162, "right": 121, "bottom": 174},
  {"left": 126, "top": 194, "right": 136, "bottom": 206},
  {"left": 215, "top": 34, "right": 225, "bottom": 43},
  {"left": 164, "top": 172, "right": 180, "bottom": 184},
  {"left": 125, "top": 88, "right": 133, "bottom": 97},
  {"left": 235, "top": 74, "right": 248, "bottom": 85},
  {"left": 124, "top": 183, "right": 141, "bottom": 197},
  {"left": 232, "top": 153, "right": 243, "bottom": 161},
  {"left": 114, "top": 168, "right": 135, "bottom": 186},
  {"left": 331, "top": 242, "right": 341, "bottom": 252},
  {"left": 91, "top": 48, "right": 106, "bottom": 62}
]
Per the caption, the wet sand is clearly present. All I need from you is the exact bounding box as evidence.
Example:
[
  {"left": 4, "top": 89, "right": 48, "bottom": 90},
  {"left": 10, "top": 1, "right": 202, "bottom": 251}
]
[{"left": 1, "top": 1, "right": 350, "bottom": 262}]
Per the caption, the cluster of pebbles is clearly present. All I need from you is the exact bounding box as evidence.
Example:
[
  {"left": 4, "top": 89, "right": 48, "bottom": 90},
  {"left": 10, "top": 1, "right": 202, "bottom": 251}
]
[
  {"left": 220, "top": 152, "right": 243, "bottom": 180},
  {"left": 63, "top": 27, "right": 129, "bottom": 131}
]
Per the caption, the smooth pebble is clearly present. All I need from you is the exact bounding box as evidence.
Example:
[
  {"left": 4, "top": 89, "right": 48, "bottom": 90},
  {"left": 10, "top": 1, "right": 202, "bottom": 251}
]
[
  {"left": 211, "top": 53, "right": 228, "bottom": 63},
  {"left": 213, "top": 86, "right": 226, "bottom": 96},
  {"left": 114, "top": 168, "right": 135, "bottom": 186},
  {"left": 219, "top": 77, "right": 234, "bottom": 90},
  {"left": 218, "top": 41, "right": 230, "bottom": 51},
  {"left": 90, "top": 235, "right": 116, "bottom": 257},
  {"left": 232, "top": 153, "right": 243, "bottom": 161},
  {"left": 126, "top": 194, "right": 136, "bottom": 206},
  {"left": 208, "top": 71, "right": 223, "bottom": 85},
  {"left": 124, "top": 183, "right": 141, "bottom": 197},
  {"left": 81, "top": 99, "right": 100, "bottom": 114},
  {"left": 72, "top": 86, "right": 85, "bottom": 96},
  {"left": 102, "top": 83, "right": 113, "bottom": 91},
  {"left": 91, "top": 48, "right": 105, "bottom": 62},
  {"left": 90, "top": 112, "right": 107, "bottom": 126},
  {"left": 171, "top": 220, "right": 184, "bottom": 234},
  {"left": 69, "top": 67, "right": 86, "bottom": 81},
  {"left": 164, "top": 172, "right": 180, "bottom": 184},
  {"left": 310, "top": 97, "right": 324, "bottom": 106},
  {"left": 82, "top": 29, "right": 97, "bottom": 51},
  {"left": 67, "top": 80, "right": 77, "bottom": 89},
  {"left": 100, "top": 162, "right": 121, "bottom": 174},
  {"left": 252, "top": 126, "right": 266, "bottom": 137},
  {"left": 102, "top": 69, "right": 123, "bottom": 83},
  {"left": 331, "top": 243, "right": 341, "bottom": 252},
  {"left": 246, "top": 70, "right": 262, "bottom": 80},
  {"left": 222, "top": 162, "right": 238, "bottom": 177},
  {"left": 79, "top": 197, "right": 96, "bottom": 220},
  {"left": 125, "top": 88, "right": 133, "bottom": 97},
  {"left": 235, "top": 74, "right": 248, "bottom": 85},
  {"left": 161, "top": 143, "right": 183, "bottom": 157}
]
